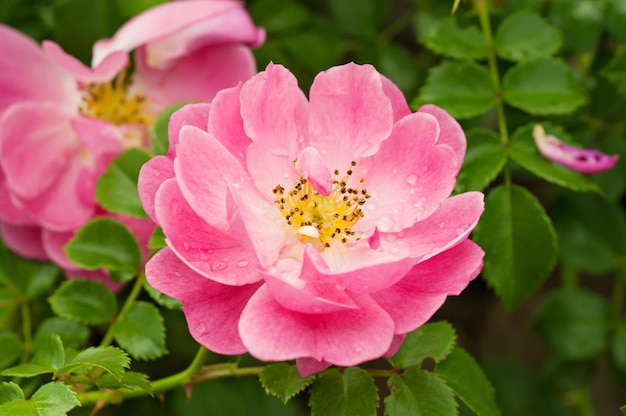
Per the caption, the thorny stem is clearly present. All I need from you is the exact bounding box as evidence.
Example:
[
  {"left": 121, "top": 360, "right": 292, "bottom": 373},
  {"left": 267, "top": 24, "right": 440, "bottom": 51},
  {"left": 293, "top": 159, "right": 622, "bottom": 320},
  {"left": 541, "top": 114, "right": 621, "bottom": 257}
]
[
  {"left": 99, "top": 273, "right": 146, "bottom": 348},
  {"left": 474, "top": 0, "right": 511, "bottom": 186}
]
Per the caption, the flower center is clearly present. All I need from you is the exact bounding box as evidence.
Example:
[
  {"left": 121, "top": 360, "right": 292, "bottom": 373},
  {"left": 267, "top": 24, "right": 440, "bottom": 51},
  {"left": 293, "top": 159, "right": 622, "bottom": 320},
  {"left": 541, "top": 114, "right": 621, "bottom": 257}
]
[
  {"left": 273, "top": 161, "right": 370, "bottom": 247},
  {"left": 79, "top": 70, "right": 153, "bottom": 126}
]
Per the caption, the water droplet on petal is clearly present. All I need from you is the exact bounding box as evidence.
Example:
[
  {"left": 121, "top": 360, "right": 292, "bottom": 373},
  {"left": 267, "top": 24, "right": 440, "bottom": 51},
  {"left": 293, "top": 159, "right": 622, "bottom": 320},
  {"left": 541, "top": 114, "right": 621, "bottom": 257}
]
[
  {"left": 237, "top": 260, "right": 249, "bottom": 268},
  {"left": 406, "top": 174, "right": 417, "bottom": 185},
  {"left": 422, "top": 166, "right": 429, "bottom": 172},
  {"left": 183, "top": 242, "right": 190, "bottom": 250},
  {"left": 210, "top": 261, "right": 227, "bottom": 271}
]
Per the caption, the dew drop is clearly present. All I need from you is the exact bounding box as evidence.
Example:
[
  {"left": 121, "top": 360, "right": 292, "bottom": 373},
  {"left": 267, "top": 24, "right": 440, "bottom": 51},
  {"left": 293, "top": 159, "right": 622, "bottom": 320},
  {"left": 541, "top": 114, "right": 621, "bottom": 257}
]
[
  {"left": 354, "top": 346, "right": 363, "bottom": 353},
  {"left": 409, "top": 188, "right": 416, "bottom": 195},
  {"left": 237, "top": 260, "right": 249, "bottom": 268},
  {"left": 183, "top": 242, "right": 190, "bottom": 250},
  {"left": 422, "top": 166, "right": 429, "bottom": 172},
  {"left": 257, "top": 241, "right": 266, "bottom": 250},
  {"left": 406, "top": 174, "right": 417, "bottom": 185},
  {"left": 196, "top": 323, "right": 206, "bottom": 333},
  {"left": 210, "top": 261, "right": 227, "bottom": 271},
  {"left": 153, "top": 170, "right": 161, "bottom": 177},
  {"left": 392, "top": 169, "right": 398, "bottom": 175}
]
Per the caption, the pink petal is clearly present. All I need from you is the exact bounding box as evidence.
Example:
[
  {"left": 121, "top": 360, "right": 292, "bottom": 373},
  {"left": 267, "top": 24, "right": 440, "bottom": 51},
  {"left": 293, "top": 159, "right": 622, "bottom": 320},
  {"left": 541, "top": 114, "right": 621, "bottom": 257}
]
[
  {"left": 155, "top": 178, "right": 261, "bottom": 285},
  {"left": 533, "top": 124, "right": 619, "bottom": 174},
  {"left": 145, "top": 247, "right": 260, "bottom": 355},
  {"left": 135, "top": 44, "right": 257, "bottom": 107},
  {"left": 295, "top": 147, "right": 333, "bottom": 195},
  {"left": 239, "top": 285, "right": 395, "bottom": 366},
  {"left": 358, "top": 112, "right": 459, "bottom": 232},
  {"left": 296, "top": 358, "right": 331, "bottom": 377},
  {"left": 261, "top": 257, "right": 358, "bottom": 314},
  {"left": 383, "top": 334, "right": 406, "bottom": 357},
  {"left": 0, "top": 222, "right": 48, "bottom": 261},
  {"left": 1, "top": 102, "right": 79, "bottom": 199},
  {"left": 240, "top": 63, "right": 307, "bottom": 197},
  {"left": 380, "top": 192, "right": 485, "bottom": 263},
  {"left": 42, "top": 41, "right": 128, "bottom": 83},
  {"left": 167, "top": 103, "right": 210, "bottom": 159},
  {"left": 207, "top": 83, "right": 250, "bottom": 163},
  {"left": 308, "top": 63, "right": 393, "bottom": 169},
  {"left": 418, "top": 104, "right": 466, "bottom": 172},
  {"left": 93, "top": 0, "right": 263, "bottom": 68},
  {"left": 70, "top": 117, "right": 125, "bottom": 171},
  {"left": 64, "top": 268, "right": 124, "bottom": 293},
  {"left": 14, "top": 158, "right": 95, "bottom": 231},
  {"left": 371, "top": 240, "right": 483, "bottom": 333},
  {"left": 381, "top": 75, "right": 412, "bottom": 121},
  {"left": 138, "top": 155, "right": 175, "bottom": 223},
  {"left": 174, "top": 124, "right": 247, "bottom": 233},
  {"left": 0, "top": 25, "right": 76, "bottom": 114},
  {"left": 0, "top": 172, "right": 32, "bottom": 225},
  {"left": 42, "top": 229, "right": 76, "bottom": 270},
  {"left": 304, "top": 244, "right": 416, "bottom": 293}
]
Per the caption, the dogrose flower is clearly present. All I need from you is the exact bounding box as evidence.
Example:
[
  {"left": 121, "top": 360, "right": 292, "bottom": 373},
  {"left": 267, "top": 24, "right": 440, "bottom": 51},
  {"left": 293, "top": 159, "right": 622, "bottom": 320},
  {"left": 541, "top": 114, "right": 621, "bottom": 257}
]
[
  {"left": 0, "top": 1, "right": 264, "bottom": 276},
  {"left": 139, "top": 62, "right": 485, "bottom": 376},
  {"left": 533, "top": 124, "right": 619, "bottom": 174}
]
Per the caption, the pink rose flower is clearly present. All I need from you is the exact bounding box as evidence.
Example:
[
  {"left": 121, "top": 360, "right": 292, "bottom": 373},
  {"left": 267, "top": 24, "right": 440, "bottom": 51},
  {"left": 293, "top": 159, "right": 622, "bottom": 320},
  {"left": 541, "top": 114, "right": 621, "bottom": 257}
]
[
  {"left": 139, "top": 62, "right": 485, "bottom": 375},
  {"left": 0, "top": 1, "right": 263, "bottom": 277},
  {"left": 533, "top": 124, "right": 619, "bottom": 174}
]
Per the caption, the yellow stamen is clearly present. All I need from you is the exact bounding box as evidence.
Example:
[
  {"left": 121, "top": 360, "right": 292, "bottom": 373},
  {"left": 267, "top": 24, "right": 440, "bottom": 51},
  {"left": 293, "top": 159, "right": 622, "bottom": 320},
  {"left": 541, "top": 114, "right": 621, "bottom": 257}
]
[
  {"left": 79, "top": 70, "right": 153, "bottom": 126},
  {"left": 273, "top": 161, "right": 369, "bottom": 247}
]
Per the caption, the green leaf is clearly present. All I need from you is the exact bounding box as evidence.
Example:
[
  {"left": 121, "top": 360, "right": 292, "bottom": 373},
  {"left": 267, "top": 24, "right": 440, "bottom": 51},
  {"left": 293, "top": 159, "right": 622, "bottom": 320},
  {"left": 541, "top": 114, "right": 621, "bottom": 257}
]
[
  {"left": 32, "top": 334, "right": 64, "bottom": 371},
  {"left": 114, "top": 0, "right": 166, "bottom": 18},
  {"left": 472, "top": 185, "right": 557, "bottom": 309},
  {"left": 553, "top": 193, "right": 626, "bottom": 275},
  {"left": 456, "top": 129, "right": 507, "bottom": 193},
  {"left": 259, "top": 363, "right": 315, "bottom": 404},
  {"left": 329, "top": 0, "right": 386, "bottom": 37},
  {"left": 96, "top": 148, "right": 151, "bottom": 218},
  {"left": 0, "top": 382, "right": 24, "bottom": 404},
  {"left": 509, "top": 124, "right": 603, "bottom": 193},
  {"left": 112, "top": 301, "right": 167, "bottom": 360},
  {"left": 143, "top": 278, "right": 182, "bottom": 310},
  {"left": 2, "top": 335, "right": 65, "bottom": 378},
  {"left": 21, "top": 263, "right": 60, "bottom": 300},
  {"left": 56, "top": 346, "right": 130, "bottom": 382},
  {"left": 148, "top": 226, "right": 167, "bottom": 252},
  {"left": 0, "top": 399, "right": 36, "bottom": 415},
  {"left": 48, "top": 279, "right": 117, "bottom": 325},
  {"left": 386, "top": 369, "right": 457, "bottom": 416},
  {"left": 149, "top": 102, "right": 188, "bottom": 156},
  {"left": 532, "top": 289, "right": 611, "bottom": 360},
  {"left": 622, "top": 404, "right": 626, "bottom": 416},
  {"left": 414, "top": 61, "right": 496, "bottom": 119},
  {"left": 502, "top": 58, "right": 586, "bottom": 115},
  {"left": 602, "top": 46, "right": 626, "bottom": 100},
  {"left": 375, "top": 42, "right": 419, "bottom": 97},
  {"left": 1, "top": 363, "right": 56, "bottom": 378},
  {"left": 0, "top": 330, "right": 21, "bottom": 369},
  {"left": 606, "top": 0, "right": 626, "bottom": 42},
  {"left": 96, "top": 371, "right": 152, "bottom": 393},
  {"left": 610, "top": 320, "right": 626, "bottom": 380},
  {"left": 64, "top": 218, "right": 141, "bottom": 273},
  {"left": 494, "top": 11, "right": 561, "bottom": 61},
  {"left": 388, "top": 321, "right": 457, "bottom": 369},
  {"left": 549, "top": 0, "right": 604, "bottom": 55},
  {"left": 33, "top": 318, "right": 90, "bottom": 351},
  {"left": 309, "top": 367, "right": 378, "bottom": 416},
  {"left": 481, "top": 358, "right": 533, "bottom": 415},
  {"left": 249, "top": 0, "right": 310, "bottom": 33},
  {"left": 436, "top": 348, "right": 500, "bottom": 416},
  {"left": 30, "top": 382, "right": 80, "bottom": 415},
  {"left": 421, "top": 17, "right": 487, "bottom": 60}
]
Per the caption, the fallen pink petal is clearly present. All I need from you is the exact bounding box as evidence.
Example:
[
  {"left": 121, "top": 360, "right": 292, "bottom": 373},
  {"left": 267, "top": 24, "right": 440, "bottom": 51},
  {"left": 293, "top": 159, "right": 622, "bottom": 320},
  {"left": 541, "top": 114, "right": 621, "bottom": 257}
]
[
  {"left": 533, "top": 124, "right": 619, "bottom": 174},
  {"left": 140, "top": 62, "right": 485, "bottom": 375}
]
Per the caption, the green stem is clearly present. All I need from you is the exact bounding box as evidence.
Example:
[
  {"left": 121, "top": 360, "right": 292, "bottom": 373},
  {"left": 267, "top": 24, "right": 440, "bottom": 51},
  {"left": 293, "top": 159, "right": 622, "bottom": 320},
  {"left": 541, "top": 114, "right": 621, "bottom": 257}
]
[
  {"left": 474, "top": 0, "right": 508, "bottom": 144},
  {"left": 612, "top": 269, "right": 625, "bottom": 331},
  {"left": 379, "top": 4, "right": 419, "bottom": 43},
  {"left": 574, "top": 388, "right": 596, "bottom": 416},
  {"left": 561, "top": 264, "right": 579, "bottom": 291},
  {"left": 99, "top": 273, "right": 146, "bottom": 347},
  {"left": 19, "top": 300, "right": 32, "bottom": 363},
  {"left": 77, "top": 348, "right": 263, "bottom": 406}
]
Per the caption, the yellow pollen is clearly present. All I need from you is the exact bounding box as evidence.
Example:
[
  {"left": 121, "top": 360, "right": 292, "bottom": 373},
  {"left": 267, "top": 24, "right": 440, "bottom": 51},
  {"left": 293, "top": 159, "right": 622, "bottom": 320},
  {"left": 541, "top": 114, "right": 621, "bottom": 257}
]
[
  {"left": 79, "top": 70, "right": 153, "bottom": 126},
  {"left": 273, "top": 161, "right": 370, "bottom": 247}
]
